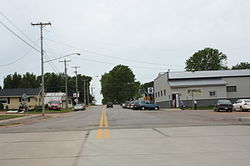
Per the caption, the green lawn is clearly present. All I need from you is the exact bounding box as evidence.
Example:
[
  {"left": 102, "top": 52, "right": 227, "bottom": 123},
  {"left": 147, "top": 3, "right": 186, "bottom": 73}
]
[
  {"left": 27, "top": 109, "right": 73, "bottom": 114},
  {"left": 0, "top": 115, "right": 23, "bottom": 121}
]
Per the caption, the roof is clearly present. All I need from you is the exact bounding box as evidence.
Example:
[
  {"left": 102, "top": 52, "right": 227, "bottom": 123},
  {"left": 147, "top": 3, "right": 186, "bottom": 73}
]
[
  {"left": 169, "top": 78, "right": 227, "bottom": 88},
  {"left": 0, "top": 88, "right": 41, "bottom": 97},
  {"left": 169, "top": 69, "right": 250, "bottom": 80}
]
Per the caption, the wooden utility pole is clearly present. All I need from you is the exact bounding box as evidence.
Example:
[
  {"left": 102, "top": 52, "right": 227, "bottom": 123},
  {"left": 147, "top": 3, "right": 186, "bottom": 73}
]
[
  {"left": 59, "top": 59, "right": 71, "bottom": 109},
  {"left": 31, "top": 22, "right": 51, "bottom": 117}
]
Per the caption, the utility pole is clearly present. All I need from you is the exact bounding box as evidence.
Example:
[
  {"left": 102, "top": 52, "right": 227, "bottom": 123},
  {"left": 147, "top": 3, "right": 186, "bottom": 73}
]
[
  {"left": 83, "top": 79, "right": 86, "bottom": 105},
  {"left": 31, "top": 22, "right": 51, "bottom": 117},
  {"left": 59, "top": 59, "right": 71, "bottom": 109},
  {"left": 72, "top": 66, "right": 80, "bottom": 104},
  {"left": 87, "top": 82, "right": 89, "bottom": 105}
]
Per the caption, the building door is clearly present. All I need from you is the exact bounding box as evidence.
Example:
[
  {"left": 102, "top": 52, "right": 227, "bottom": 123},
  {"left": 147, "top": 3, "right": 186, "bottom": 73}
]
[{"left": 172, "top": 93, "right": 180, "bottom": 108}]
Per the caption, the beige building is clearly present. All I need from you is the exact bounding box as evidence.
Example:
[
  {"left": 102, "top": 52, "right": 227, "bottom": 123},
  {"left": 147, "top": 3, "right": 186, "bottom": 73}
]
[
  {"left": 0, "top": 88, "right": 41, "bottom": 110},
  {"left": 154, "top": 69, "right": 250, "bottom": 108}
]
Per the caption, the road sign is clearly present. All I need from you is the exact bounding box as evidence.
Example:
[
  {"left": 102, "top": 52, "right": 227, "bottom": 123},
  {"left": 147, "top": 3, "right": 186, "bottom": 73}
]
[
  {"left": 22, "top": 93, "right": 29, "bottom": 101},
  {"left": 73, "top": 92, "right": 79, "bottom": 98},
  {"left": 148, "top": 87, "right": 154, "bottom": 94}
]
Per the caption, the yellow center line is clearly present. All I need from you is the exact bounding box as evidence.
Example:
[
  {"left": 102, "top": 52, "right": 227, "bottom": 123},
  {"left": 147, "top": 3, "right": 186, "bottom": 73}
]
[{"left": 96, "top": 106, "right": 110, "bottom": 139}]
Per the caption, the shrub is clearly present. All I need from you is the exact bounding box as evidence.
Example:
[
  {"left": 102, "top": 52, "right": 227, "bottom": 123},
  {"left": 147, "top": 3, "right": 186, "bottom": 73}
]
[{"left": 0, "top": 103, "right": 4, "bottom": 110}]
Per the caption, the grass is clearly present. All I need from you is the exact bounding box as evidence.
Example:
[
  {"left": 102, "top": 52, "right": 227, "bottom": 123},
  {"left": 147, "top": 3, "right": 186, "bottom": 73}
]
[
  {"left": 0, "top": 115, "right": 23, "bottom": 121},
  {"left": 27, "top": 108, "right": 73, "bottom": 114}
]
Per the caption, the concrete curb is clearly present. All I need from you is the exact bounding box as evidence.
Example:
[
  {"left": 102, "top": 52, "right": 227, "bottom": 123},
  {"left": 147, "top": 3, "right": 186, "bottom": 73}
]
[{"left": 0, "top": 114, "right": 44, "bottom": 126}]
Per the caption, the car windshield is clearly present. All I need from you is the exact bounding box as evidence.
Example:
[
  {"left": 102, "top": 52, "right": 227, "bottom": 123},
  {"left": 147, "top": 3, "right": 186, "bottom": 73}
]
[
  {"left": 218, "top": 100, "right": 232, "bottom": 104},
  {"left": 76, "top": 104, "right": 83, "bottom": 106},
  {"left": 51, "top": 100, "right": 60, "bottom": 104},
  {"left": 243, "top": 99, "right": 250, "bottom": 102}
]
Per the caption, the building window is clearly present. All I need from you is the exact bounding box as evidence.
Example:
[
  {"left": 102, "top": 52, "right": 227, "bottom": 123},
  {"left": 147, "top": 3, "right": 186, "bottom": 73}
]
[
  {"left": 161, "top": 91, "right": 163, "bottom": 96},
  {"left": 155, "top": 92, "right": 157, "bottom": 98},
  {"left": 0, "top": 99, "right": 7, "bottom": 104},
  {"left": 164, "top": 89, "right": 166, "bottom": 96},
  {"left": 209, "top": 91, "right": 216, "bottom": 97},
  {"left": 28, "top": 97, "right": 30, "bottom": 102},
  {"left": 158, "top": 91, "right": 160, "bottom": 97},
  {"left": 227, "top": 86, "right": 237, "bottom": 92},
  {"left": 19, "top": 97, "right": 22, "bottom": 102}
]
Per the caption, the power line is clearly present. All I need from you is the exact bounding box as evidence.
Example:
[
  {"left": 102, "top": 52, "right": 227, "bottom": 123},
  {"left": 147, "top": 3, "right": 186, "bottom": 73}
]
[
  {"left": 74, "top": 56, "right": 168, "bottom": 71},
  {"left": 45, "top": 38, "right": 184, "bottom": 68},
  {"left": 0, "top": 11, "right": 38, "bottom": 46},
  {"left": 0, "top": 41, "right": 39, "bottom": 67},
  {"left": 0, "top": 20, "right": 40, "bottom": 52}
]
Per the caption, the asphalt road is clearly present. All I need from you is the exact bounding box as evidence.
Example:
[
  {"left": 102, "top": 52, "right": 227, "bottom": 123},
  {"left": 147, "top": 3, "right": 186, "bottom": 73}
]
[{"left": 1, "top": 105, "right": 250, "bottom": 166}]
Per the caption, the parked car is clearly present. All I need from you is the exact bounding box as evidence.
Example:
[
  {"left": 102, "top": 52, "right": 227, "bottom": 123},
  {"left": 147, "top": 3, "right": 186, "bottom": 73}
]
[
  {"left": 73, "top": 103, "right": 86, "bottom": 111},
  {"left": 128, "top": 101, "right": 136, "bottom": 109},
  {"left": 133, "top": 100, "right": 159, "bottom": 110},
  {"left": 233, "top": 99, "right": 250, "bottom": 112},
  {"left": 107, "top": 102, "right": 113, "bottom": 108},
  {"left": 122, "top": 101, "right": 131, "bottom": 108},
  {"left": 214, "top": 100, "right": 233, "bottom": 112}
]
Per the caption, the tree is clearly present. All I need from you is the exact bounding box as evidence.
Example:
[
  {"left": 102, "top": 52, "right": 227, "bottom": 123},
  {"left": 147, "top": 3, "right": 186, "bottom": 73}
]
[
  {"left": 2, "top": 72, "right": 94, "bottom": 104},
  {"left": 4, "top": 72, "right": 40, "bottom": 89},
  {"left": 101, "top": 64, "right": 140, "bottom": 104},
  {"left": 232, "top": 62, "right": 250, "bottom": 70},
  {"left": 185, "top": 48, "right": 228, "bottom": 71}
]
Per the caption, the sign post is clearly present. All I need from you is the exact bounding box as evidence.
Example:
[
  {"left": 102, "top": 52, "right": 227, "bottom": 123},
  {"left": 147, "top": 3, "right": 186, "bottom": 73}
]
[{"left": 21, "top": 93, "right": 29, "bottom": 116}]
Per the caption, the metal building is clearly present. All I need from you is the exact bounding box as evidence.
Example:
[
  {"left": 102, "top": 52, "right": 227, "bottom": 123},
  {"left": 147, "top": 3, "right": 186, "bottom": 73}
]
[{"left": 154, "top": 69, "right": 250, "bottom": 108}]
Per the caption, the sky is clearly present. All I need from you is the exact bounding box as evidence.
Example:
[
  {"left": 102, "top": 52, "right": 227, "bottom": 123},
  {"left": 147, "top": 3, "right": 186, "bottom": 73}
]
[{"left": 0, "top": 0, "right": 250, "bottom": 103}]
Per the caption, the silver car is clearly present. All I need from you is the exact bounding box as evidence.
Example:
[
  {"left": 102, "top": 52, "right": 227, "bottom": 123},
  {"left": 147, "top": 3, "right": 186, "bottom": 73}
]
[
  {"left": 233, "top": 99, "right": 250, "bottom": 112},
  {"left": 73, "top": 103, "right": 86, "bottom": 111}
]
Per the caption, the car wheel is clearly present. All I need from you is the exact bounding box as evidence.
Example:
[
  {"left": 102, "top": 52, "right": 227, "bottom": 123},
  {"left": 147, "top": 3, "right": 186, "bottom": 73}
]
[
  {"left": 155, "top": 107, "right": 159, "bottom": 110},
  {"left": 141, "top": 106, "right": 145, "bottom": 110},
  {"left": 217, "top": 109, "right": 220, "bottom": 112},
  {"left": 240, "top": 107, "right": 244, "bottom": 112}
]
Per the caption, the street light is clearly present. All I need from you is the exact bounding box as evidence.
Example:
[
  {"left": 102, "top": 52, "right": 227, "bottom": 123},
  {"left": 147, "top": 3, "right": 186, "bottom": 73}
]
[{"left": 44, "top": 53, "right": 80, "bottom": 63}]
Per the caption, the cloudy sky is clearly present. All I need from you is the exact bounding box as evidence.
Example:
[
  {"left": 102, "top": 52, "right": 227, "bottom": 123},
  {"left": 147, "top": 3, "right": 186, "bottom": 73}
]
[{"left": 0, "top": 0, "right": 250, "bottom": 103}]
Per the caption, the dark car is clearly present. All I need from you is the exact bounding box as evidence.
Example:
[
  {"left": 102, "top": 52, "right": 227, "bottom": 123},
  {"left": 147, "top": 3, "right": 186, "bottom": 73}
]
[
  {"left": 214, "top": 100, "right": 233, "bottom": 112},
  {"left": 133, "top": 100, "right": 159, "bottom": 110},
  {"left": 107, "top": 102, "right": 113, "bottom": 108},
  {"left": 128, "top": 101, "right": 136, "bottom": 109}
]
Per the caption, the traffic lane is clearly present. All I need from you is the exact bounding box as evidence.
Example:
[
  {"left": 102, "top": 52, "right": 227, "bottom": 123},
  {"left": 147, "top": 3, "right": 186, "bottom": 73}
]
[
  {"left": 0, "top": 106, "right": 103, "bottom": 133},
  {"left": 106, "top": 106, "right": 250, "bottom": 129},
  {"left": 78, "top": 126, "right": 250, "bottom": 166}
]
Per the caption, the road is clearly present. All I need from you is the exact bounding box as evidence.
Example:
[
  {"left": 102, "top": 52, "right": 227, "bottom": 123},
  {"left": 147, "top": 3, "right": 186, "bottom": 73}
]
[{"left": 1, "top": 105, "right": 250, "bottom": 166}]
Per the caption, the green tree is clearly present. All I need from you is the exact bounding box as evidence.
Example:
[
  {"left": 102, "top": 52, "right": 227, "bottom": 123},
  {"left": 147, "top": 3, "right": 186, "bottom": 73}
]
[
  {"left": 4, "top": 72, "right": 40, "bottom": 89},
  {"left": 68, "top": 74, "right": 92, "bottom": 104},
  {"left": 232, "top": 62, "right": 250, "bottom": 70},
  {"left": 2, "top": 72, "right": 94, "bottom": 103},
  {"left": 185, "top": 48, "right": 228, "bottom": 71},
  {"left": 101, "top": 64, "right": 140, "bottom": 104}
]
